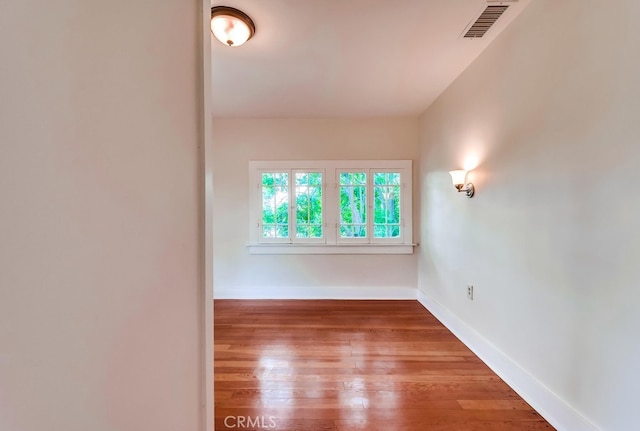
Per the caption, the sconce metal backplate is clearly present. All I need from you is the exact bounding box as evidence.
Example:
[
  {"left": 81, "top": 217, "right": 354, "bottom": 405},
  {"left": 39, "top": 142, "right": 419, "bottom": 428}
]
[
  {"left": 456, "top": 183, "right": 475, "bottom": 198},
  {"left": 464, "top": 183, "right": 475, "bottom": 198}
]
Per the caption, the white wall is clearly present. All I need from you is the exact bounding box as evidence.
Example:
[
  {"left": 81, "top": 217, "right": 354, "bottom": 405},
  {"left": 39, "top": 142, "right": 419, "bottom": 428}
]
[
  {"left": 418, "top": 0, "right": 640, "bottom": 430},
  {"left": 0, "top": 2, "right": 204, "bottom": 430},
  {"left": 213, "top": 118, "right": 419, "bottom": 299}
]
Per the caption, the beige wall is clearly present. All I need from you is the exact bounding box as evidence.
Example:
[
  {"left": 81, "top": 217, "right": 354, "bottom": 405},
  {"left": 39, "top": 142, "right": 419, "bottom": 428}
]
[
  {"left": 213, "top": 118, "right": 419, "bottom": 298},
  {"left": 0, "top": 2, "right": 204, "bottom": 430},
  {"left": 418, "top": 0, "right": 640, "bottom": 429}
]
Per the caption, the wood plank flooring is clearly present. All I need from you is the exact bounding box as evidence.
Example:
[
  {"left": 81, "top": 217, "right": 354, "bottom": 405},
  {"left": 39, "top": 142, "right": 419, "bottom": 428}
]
[{"left": 214, "top": 300, "right": 554, "bottom": 431}]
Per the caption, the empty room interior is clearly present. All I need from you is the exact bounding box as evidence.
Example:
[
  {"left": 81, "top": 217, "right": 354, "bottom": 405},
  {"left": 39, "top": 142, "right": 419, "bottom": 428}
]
[
  {"left": 211, "top": 1, "right": 640, "bottom": 430},
  {"left": 2, "top": 1, "right": 639, "bottom": 431}
]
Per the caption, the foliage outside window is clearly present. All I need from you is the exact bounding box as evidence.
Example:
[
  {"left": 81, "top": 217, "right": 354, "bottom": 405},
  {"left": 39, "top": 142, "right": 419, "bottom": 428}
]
[
  {"left": 261, "top": 172, "right": 289, "bottom": 239},
  {"left": 373, "top": 172, "right": 401, "bottom": 238},
  {"left": 339, "top": 172, "right": 367, "bottom": 238},
  {"left": 295, "top": 172, "right": 323, "bottom": 239},
  {"left": 249, "top": 160, "right": 413, "bottom": 254}
]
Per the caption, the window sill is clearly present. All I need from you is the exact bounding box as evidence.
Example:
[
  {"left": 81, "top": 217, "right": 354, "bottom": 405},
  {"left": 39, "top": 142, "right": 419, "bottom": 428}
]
[{"left": 247, "top": 243, "right": 416, "bottom": 255}]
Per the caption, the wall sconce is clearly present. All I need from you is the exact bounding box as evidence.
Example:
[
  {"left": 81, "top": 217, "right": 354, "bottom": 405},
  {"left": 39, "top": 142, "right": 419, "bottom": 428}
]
[
  {"left": 449, "top": 170, "right": 475, "bottom": 198},
  {"left": 211, "top": 6, "right": 256, "bottom": 47}
]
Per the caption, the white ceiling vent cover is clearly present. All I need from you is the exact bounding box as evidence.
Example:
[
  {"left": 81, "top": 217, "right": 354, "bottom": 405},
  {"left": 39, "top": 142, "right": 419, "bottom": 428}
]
[{"left": 462, "top": 1, "right": 516, "bottom": 38}]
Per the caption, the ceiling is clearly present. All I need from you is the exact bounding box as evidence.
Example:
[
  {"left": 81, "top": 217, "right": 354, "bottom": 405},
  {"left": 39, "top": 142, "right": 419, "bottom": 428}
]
[{"left": 211, "top": 0, "right": 531, "bottom": 118}]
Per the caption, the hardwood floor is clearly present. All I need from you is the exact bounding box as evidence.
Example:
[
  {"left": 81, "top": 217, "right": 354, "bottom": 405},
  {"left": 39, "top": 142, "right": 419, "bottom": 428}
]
[{"left": 214, "top": 300, "right": 554, "bottom": 431}]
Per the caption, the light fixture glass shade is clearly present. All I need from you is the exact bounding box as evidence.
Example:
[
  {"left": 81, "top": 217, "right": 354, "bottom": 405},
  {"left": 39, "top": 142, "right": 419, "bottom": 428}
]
[
  {"left": 449, "top": 170, "right": 468, "bottom": 186},
  {"left": 211, "top": 6, "right": 255, "bottom": 47}
]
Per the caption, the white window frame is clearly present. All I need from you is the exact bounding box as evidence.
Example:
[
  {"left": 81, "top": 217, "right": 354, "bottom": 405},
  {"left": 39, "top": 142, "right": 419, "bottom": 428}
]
[
  {"left": 291, "top": 169, "right": 326, "bottom": 244},
  {"left": 248, "top": 160, "right": 414, "bottom": 255}
]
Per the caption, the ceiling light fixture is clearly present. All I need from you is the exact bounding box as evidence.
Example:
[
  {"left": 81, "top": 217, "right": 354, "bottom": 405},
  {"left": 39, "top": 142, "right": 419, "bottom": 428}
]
[{"left": 210, "top": 6, "right": 255, "bottom": 47}]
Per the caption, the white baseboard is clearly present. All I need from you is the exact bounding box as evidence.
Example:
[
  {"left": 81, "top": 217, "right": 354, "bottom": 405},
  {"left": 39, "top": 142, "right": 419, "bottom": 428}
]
[
  {"left": 417, "top": 290, "right": 599, "bottom": 431},
  {"left": 214, "top": 285, "right": 417, "bottom": 300}
]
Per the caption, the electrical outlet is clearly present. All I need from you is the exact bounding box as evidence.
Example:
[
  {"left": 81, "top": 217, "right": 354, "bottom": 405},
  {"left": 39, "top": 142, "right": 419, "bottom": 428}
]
[{"left": 467, "top": 284, "right": 474, "bottom": 300}]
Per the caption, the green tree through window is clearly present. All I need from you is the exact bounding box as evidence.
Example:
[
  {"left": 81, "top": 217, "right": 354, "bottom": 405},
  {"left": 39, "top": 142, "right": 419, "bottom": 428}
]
[
  {"left": 261, "top": 172, "right": 289, "bottom": 238},
  {"left": 250, "top": 160, "right": 412, "bottom": 252},
  {"left": 339, "top": 172, "right": 367, "bottom": 238},
  {"left": 295, "top": 172, "right": 323, "bottom": 238},
  {"left": 374, "top": 172, "right": 401, "bottom": 238}
]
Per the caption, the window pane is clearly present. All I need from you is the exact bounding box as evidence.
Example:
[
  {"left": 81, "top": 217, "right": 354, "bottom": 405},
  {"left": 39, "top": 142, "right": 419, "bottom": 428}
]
[
  {"left": 374, "top": 225, "right": 386, "bottom": 238},
  {"left": 340, "top": 172, "right": 366, "bottom": 186},
  {"left": 309, "top": 172, "right": 322, "bottom": 185},
  {"left": 340, "top": 172, "right": 367, "bottom": 238},
  {"left": 295, "top": 173, "right": 308, "bottom": 186},
  {"left": 373, "top": 172, "right": 401, "bottom": 238},
  {"left": 373, "top": 172, "right": 386, "bottom": 185},
  {"left": 310, "top": 226, "right": 322, "bottom": 238},
  {"left": 296, "top": 193, "right": 310, "bottom": 223},
  {"left": 374, "top": 172, "right": 401, "bottom": 186},
  {"left": 276, "top": 225, "right": 289, "bottom": 238},
  {"left": 388, "top": 173, "right": 401, "bottom": 185},
  {"left": 295, "top": 172, "right": 323, "bottom": 239},
  {"left": 296, "top": 225, "right": 310, "bottom": 238},
  {"left": 390, "top": 225, "right": 400, "bottom": 237},
  {"left": 274, "top": 173, "right": 288, "bottom": 186},
  {"left": 262, "top": 226, "right": 275, "bottom": 238},
  {"left": 340, "top": 224, "right": 366, "bottom": 238},
  {"left": 262, "top": 199, "right": 275, "bottom": 224},
  {"left": 261, "top": 172, "right": 289, "bottom": 239}
]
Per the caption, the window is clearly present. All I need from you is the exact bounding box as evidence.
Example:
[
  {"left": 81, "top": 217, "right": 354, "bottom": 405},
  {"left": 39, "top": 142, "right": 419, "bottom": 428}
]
[
  {"left": 339, "top": 172, "right": 367, "bottom": 239},
  {"left": 260, "top": 172, "right": 289, "bottom": 240},
  {"left": 259, "top": 170, "right": 325, "bottom": 243},
  {"left": 294, "top": 171, "right": 323, "bottom": 240},
  {"left": 249, "top": 160, "right": 413, "bottom": 254},
  {"left": 373, "top": 171, "right": 401, "bottom": 239}
]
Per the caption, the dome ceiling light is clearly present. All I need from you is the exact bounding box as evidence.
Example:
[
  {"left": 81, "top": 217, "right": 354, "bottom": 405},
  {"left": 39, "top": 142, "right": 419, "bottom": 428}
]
[{"left": 210, "top": 6, "right": 256, "bottom": 47}]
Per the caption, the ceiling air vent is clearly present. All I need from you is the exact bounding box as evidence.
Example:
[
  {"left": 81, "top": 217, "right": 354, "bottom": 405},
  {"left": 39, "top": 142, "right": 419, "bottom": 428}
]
[{"left": 463, "top": 2, "right": 512, "bottom": 38}]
